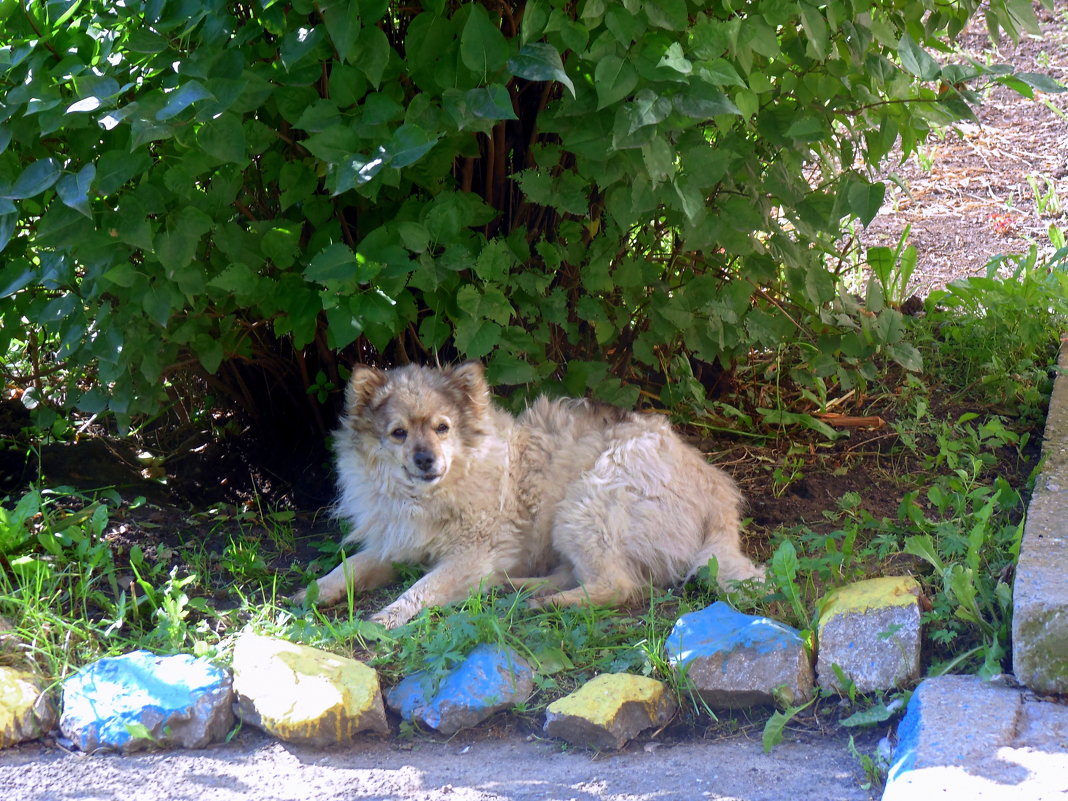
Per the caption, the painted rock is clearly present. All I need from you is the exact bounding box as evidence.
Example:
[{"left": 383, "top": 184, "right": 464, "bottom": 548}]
[
  {"left": 0, "top": 666, "right": 56, "bottom": 748},
  {"left": 387, "top": 643, "right": 534, "bottom": 734},
  {"left": 543, "top": 673, "right": 676, "bottom": 750},
  {"left": 60, "top": 650, "right": 233, "bottom": 752},
  {"left": 817, "top": 576, "right": 922, "bottom": 693},
  {"left": 231, "top": 633, "right": 388, "bottom": 745},
  {"left": 665, "top": 601, "right": 814, "bottom": 707}
]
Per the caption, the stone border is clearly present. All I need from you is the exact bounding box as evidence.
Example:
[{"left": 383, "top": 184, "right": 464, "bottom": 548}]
[{"left": 1012, "top": 338, "right": 1068, "bottom": 694}]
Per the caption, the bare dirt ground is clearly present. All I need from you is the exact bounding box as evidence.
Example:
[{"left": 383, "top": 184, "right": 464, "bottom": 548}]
[
  {"left": 0, "top": 725, "right": 882, "bottom": 801},
  {"left": 859, "top": 4, "right": 1068, "bottom": 292},
  {"left": 2, "top": 8, "right": 1068, "bottom": 801}
]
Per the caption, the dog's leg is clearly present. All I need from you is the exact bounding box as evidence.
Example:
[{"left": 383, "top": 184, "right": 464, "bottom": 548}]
[
  {"left": 528, "top": 579, "right": 631, "bottom": 610},
  {"left": 506, "top": 565, "right": 576, "bottom": 597},
  {"left": 293, "top": 551, "right": 395, "bottom": 606},
  {"left": 705, "top": 548, "right": 766, "bottom": 587},
  {"left": 370, "top": 559, "right": 497, "bottom": 629}
]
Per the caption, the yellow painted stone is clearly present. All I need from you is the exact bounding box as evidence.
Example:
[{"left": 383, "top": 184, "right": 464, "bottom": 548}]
[
  {"left": 819, "top": 576, "right": 921, "bottom": 631},
  {"left": 547, "top": 673, "right": 669, "bottom": 726},
  {"left": 231, "top": 633, "right": 387, "bottom": 745},
  {"left": 0, "top": 666, "right": 56, "bottom": 748},
  {"left": 544, "top": 673, "right": 676, "bottom": 750}
]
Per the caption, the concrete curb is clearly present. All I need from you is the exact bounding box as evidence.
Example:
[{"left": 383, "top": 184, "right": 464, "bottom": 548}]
[
  {"left": 1013, "top": 339, "right": 1068, "bottom": 694},
  {"left": 884, "top": 340, "right": 1068, "bottom": 800},
  {"left": 883, "top": 675, "right": 1067, "bottom": 800}
]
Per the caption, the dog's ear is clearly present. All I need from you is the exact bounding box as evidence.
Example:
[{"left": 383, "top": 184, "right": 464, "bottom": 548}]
[
  {"left": 345, "top": 365, "right": 388, "bottom": 412},
  {"left": 447, "top": 361, "right": 490, "bottom": 418}
]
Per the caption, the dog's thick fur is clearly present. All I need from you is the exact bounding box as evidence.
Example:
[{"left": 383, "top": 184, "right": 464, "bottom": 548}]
[{"left": 298, "top": 362, "right": 764, "bottom": 628}]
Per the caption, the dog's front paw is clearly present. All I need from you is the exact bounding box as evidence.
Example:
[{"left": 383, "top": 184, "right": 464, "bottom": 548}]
[
  {"left": 369, "top": 603, "right": 416, "bottom": 629},
  {"left": 288, "top": 581, "right": 338, "bottom": 607},
  {"left": 368, "top": 609, "right": 401, "bottom": 629}
]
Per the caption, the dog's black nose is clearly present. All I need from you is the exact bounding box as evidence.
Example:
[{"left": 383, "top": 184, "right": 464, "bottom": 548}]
[{"left": 413, "top": 450, "right": 436, "bottom": 473}]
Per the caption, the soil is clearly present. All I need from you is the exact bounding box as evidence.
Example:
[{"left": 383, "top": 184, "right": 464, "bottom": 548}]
[
  {"left": 2, "top": 8, "right": 1067, "bottom": 801},
  {"left": 0, "top": 724, "right": 883, "bottom": 801},
  {"left": 859, "top": 3, "right": 1068, "bottom": 292}
]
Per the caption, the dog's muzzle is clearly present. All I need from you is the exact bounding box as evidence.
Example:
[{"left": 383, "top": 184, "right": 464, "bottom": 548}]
[{"left": 409, "top": 449, "right": 442, "bottom": 483}]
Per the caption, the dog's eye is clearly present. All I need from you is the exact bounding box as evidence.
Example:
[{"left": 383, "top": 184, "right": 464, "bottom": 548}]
[
  {"left": 390, "top": 427, "right": 407, "bottom": 441},
  {"left": 435, "top": 423, "right": 450, "bottom": 435}
]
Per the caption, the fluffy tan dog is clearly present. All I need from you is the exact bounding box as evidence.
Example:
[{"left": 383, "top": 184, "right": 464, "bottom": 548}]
[{"left": 296, "top": 362, "right": 764, "bottom": 628}]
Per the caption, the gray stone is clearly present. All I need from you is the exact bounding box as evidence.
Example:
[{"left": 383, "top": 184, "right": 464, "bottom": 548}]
[
  {"left": 816, "top": 576, "right": 922, "bottom": 694},
  {"left": 0, "top": 667, "right": 56, "bottom": 748},
  {"left": 386, "top": 643, "right": 533, "bottom": 734},
  {"left": 60, "top": 651, "right": 233, "bottom": 752},
  {"left": 884, "top": 675, "right": 1068, "bottom": 801},
  {"left": 543, "top": 673, "right": 676, "bottom": 751},
  {"left": 1013, "top": 340, "right": 1068, "bottom": 695},
  {"left": 665, "top": 602, "right": 813, "bottom": 707}
]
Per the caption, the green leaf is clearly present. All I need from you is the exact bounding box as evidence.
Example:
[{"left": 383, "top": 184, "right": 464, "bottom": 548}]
[
  {"left": 142, "top": 285, "right": 173, "bottom": 328},
  {"left": 95, "top": 150, "right": 151, "bottom": 195},
  {"left": 419, "top": 313, "right": 451, "bottom": 349},
  {"left": 3, "top": 158, "right": 61, "bottom": 199},
  {"left": 0, "top": 212, "right": 16, "bottom": 252},
  {"left": 386, "top": 124, "right": 438, "bottom": 168},
  {"left": 0, "top": 257, "right": 33, "bottom": 296},
  {"left": 461, "top": 4, "right": 510, "bottom": 74},
  {"left": 785, "top": 116, "right": 826, "bottom": 142},
  {"left": 454, "top": 317, "right": 501, "bottom": 359},
  {"left": 306, "top": 242, "right": 358, "bottom": 283},
  {"left": 884, "top": 341, "right": 922, "bottom": 372},
  {"left": 198, "top": 113, "right": 247, "bottom": 164},
  {"left": 898, "top": 34, "right": 941, "bottom": 81},
  {"left": 697, "top": 59, "right": 745, "bottom": 87},
  {"left": 487, "top": 352, "right": 538, "bottom": 385},
  {"left": 322, "top": 0, "right": 360, "bottom": 62},
  {"left": 594, "top": 56, "right": 638, "bottom": 110},
  {"left": 508, "top": 42, "right": 576, "bottom": 98},
  {"left": 1011, "top": 72, "right": 1067, "bottom": 93},
  {"left": 840, "top": 701, "right": 901, "bottom": 728},
  {"left": 355, "top": 25, "right": 391, "bottom": 88},
  {"left": 799, "top": 3, "right": 829, "bottom": 59},
  {"left": 325, "top": 302, "right": 364, "bottom": 350},
  {"left": 156, "top": 81, "right": 215, "bottom": 120},
  {"left": 759, "top": 408, "right": 843, "bottom": 440},
  {"left": 465, "top": 85, "right": 518, "bottom": 120},
  {"left": 456, "top": 285, "right": 514, "bottom": 325},
  {"left": 56, "top": 164, "right": 96, "bottom": 219},
  {"left": 645, "top": 0, "right": 688, "bottom": 30},
  {"left": 846, "top": 179, "right": 886, "bottom": 227},
  {"left": 193, "top": 333, "right": 224, "bottom": 374},
  {"left": 770, "top": 539, "right": 800, "bottom": 588},
  {"left": 658, "top": 42, "right": 692, "bottom": 74},
  {"left": 673, "top": 84, "right": 740, "bottom": 118},
  {"left": 280, "top": 25, "right": 326, "bottom": 71},
  {"left": 330, "top": 150, "right": 388, "bottom": 194},
  {"left": 903, "top": 535, "right": 945, "bottom": 573}
]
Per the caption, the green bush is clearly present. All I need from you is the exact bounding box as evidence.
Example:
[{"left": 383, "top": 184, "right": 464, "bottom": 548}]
[{"left": 0, "top": 0, "right": 1052, "bottom": 429}]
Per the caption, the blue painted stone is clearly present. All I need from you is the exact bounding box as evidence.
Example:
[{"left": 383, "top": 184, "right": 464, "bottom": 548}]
[
  {"left": 60, "top": 650, "right": 233, "bottom": 752},
  {"left": 884, "top": 675, "right": 1026, "bottom": 799},
  {"left": 386, "top": 643, "right": 534, "bottom": 734},
  {"left": 665, "top": 601, "right": 814, "bottom": 707}
]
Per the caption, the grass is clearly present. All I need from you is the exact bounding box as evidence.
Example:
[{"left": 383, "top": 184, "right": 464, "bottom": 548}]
[{"left": 1, "top": 251, "right": 1066, "bottom": 770}]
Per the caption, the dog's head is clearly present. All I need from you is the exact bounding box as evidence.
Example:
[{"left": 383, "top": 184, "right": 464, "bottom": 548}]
[{"left": 341, "top": 362, "right": 491, "bottom": 488}]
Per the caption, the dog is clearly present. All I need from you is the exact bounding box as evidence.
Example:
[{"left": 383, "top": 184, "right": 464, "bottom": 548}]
[{"left": 295, "top": 362, "right": 764, "bottom": 628}]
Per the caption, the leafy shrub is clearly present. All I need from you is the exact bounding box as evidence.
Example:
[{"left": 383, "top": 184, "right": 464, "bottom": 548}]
[{"left": 0, "top": 0, "right": 1053, "bottom": 431}]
